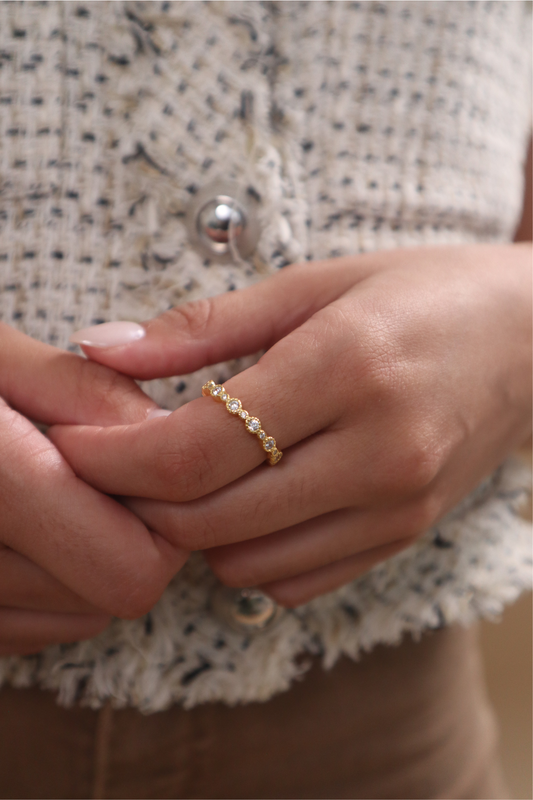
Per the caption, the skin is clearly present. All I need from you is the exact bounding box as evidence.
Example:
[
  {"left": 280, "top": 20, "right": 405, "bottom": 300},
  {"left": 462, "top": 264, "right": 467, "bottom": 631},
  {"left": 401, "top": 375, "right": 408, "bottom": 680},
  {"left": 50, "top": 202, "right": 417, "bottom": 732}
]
[
  {"left": 0, "top": 325, "right": 188, "bottom": 655},
  {"left": 2, "top": 137, "right": 531, "bottom": 653},
  {"left": 49, "top": 242, "right": 532, "bottom": 609}
]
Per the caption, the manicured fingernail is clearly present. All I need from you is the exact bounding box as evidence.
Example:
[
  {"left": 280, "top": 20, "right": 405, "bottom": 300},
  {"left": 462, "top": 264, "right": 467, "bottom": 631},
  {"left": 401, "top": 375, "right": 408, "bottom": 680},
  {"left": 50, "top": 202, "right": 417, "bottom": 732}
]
[
  {"left": 147, "top": 408, "right": 172, "bottom": 420},
  {"left": 70, "top": 321, "right": 146, "bottom": 348}
]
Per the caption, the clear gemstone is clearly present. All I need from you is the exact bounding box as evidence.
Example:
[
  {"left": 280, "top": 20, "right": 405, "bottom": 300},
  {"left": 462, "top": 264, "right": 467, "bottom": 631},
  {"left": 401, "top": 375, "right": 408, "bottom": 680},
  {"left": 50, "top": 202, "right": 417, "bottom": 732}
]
[
  {"left": 220, "top": 393, "right": 228, "bottom": 401},
  {"left": 239, "top": 410, "right": 247, "bottom": 419},
  {"left": 246, "top": 417, "right": 261, "bottom": 432},
  {"left": 212, "top": 386, "right": 222, "bottom": 396},
  {"left": 227, "top": 399, "right": 240, "bottom": 412},
  {"left": 264, "top": 437, "right": 275, "bottom": 450},
  {"left": 258, "top": 430, "right": 266, "bottom": 440}
]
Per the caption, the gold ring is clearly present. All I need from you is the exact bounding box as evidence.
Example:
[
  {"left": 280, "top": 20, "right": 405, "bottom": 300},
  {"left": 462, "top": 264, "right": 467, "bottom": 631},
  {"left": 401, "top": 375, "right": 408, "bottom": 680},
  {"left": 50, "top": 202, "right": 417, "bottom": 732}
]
[{"left": 201, "top": 381, "right": 283, "bottom": 465}]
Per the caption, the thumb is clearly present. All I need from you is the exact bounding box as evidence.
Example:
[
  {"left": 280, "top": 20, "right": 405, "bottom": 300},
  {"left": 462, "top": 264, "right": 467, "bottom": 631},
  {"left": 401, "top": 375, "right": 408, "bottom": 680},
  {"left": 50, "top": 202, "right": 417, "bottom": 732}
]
[{"left": 70, "top": 257, "right": 360, "bottom": 380}]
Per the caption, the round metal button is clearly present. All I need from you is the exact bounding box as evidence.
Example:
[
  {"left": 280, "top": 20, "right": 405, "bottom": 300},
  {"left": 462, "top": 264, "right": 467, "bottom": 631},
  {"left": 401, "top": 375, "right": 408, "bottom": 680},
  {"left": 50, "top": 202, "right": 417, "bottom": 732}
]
[
  {"left": 186, "top": 180, "right": 261, "bottom": 260},
  {"left": 211, "top": 586, "right": 285, "bottom": 634},
  {"left": 196, "top": 195, "right": 246, "bottom": 254}
]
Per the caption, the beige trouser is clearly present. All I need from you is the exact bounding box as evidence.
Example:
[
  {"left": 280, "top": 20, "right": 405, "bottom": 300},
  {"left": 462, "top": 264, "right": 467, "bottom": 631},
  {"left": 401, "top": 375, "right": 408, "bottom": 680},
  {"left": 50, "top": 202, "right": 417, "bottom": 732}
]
[{"left": 0, "top": 625, "right": 508, "bottom": 799}]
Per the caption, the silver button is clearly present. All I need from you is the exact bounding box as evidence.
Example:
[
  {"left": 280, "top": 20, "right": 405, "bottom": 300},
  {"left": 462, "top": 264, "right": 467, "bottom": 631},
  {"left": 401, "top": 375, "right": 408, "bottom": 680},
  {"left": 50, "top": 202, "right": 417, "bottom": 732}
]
[
  {"left": 211, "top": 586, "right": 285, "bottom": 634},
  {"left": 196, "top": 196, "right": 246, "bottom": 254},
  {"left": 186, "top": 180, "right": 260, "bottom": 260}
]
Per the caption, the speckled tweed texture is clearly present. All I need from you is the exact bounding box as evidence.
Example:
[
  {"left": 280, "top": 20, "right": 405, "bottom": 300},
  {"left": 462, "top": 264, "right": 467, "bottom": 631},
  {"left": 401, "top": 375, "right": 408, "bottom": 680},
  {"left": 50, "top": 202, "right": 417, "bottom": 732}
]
[{"left": 0, "top": 1, "right": 531, "bottom": 711}]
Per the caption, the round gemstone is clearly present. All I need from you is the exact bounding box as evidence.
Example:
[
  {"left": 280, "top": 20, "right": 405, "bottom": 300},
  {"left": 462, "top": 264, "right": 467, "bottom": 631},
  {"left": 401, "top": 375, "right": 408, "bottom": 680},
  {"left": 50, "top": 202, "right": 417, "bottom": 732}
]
[
  {"left": 220, "top": 392, "right": 228, "bottom": 401},
  {"left": 239, "top": 410, "right": 247, "bottom": 419},
  {"left": 246, "top": 417, "right": 261, "bottom": 433},
  {"left": 258, "top": 430, "right": 266, "bottom": 440},
  {"left": 212, "top": 386, "right": 222, "bottom": 396},
  {"left": 227, "top": 399, "right": 240, "bottom": 413},
  {"left": 263, "top": 437, "right": 275, "bottom": 451}
]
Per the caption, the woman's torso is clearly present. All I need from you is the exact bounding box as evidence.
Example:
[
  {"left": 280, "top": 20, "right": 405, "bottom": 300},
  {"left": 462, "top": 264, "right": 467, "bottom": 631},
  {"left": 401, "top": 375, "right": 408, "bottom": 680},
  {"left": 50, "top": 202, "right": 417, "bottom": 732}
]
[{"left": 0, "top": 1, "right": 531, "bottom": 712}]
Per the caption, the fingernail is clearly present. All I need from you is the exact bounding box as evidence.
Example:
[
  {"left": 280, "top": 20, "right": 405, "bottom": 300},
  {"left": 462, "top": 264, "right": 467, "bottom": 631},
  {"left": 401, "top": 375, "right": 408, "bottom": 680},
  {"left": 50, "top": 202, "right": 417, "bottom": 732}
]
[
  {"left": 147, "top": 408, "right": 172, "bottom": 420},
  {"left": 70, "top": 321, "right": 146, "bottom": 348}
]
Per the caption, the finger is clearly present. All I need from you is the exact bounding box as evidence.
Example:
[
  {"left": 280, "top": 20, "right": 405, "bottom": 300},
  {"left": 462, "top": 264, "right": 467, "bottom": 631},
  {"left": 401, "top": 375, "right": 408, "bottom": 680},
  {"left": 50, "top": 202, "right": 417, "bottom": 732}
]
[
  {"left": 114, "top": 428, "right": 438, "bottom": 553},
  {"left": 119, "top": 436, "right": 352, "bottom": 550},
  {"left": 259, "top": 538, "right": 413, "bottom": 608},
  {"left": 1, "top": 403, "right": 190, "bottom": 619},
  {"left": 203, "top": 505, "right": 420, "bottom": 588},
  {"left": 71, "top": 255, "right": 378, "bottom": 379},
  {"left": 75, "top": 244, "right": 531, "bottom": 382},
  {"left": 48, "top": 295, "right": 363, "bottom": 503},
  {"left": 0, "top": 609, "right": 111, "bottom": 657},
  {"left": 0, "top": 323, "right": 157, "bottom": 426},
  {"left": 0, "top": 547, "right": 102, "bottom": 614}
]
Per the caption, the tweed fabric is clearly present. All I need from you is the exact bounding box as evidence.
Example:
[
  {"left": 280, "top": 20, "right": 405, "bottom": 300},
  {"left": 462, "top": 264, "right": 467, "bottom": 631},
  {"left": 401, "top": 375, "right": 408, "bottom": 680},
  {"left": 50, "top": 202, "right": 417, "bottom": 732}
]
[{"left": 0, "top": 1, "right": 531, "bottom": 711}]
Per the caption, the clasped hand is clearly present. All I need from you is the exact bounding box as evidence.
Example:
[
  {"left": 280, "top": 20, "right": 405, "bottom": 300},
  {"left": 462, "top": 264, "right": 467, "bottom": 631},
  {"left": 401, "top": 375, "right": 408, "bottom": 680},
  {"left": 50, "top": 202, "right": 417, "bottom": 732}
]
[{"left": 1, "top": 244, "right": 531, "bottom": 655}]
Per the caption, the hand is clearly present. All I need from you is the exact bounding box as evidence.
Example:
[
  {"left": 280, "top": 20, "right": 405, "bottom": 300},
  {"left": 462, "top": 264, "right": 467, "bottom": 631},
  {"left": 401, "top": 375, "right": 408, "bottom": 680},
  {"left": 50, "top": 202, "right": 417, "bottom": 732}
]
[
  {"left": 0, "top": 324, "right": 188, "bottom": 655},
  {"left": 50, "top": 244, "right": 532, "bottom": 607}
]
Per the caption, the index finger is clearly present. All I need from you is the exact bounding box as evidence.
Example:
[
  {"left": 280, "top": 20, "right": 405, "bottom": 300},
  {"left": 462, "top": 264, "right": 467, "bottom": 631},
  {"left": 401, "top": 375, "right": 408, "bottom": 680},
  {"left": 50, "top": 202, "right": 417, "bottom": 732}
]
[
  {"left": 0, "top": 323, "right": 157, "bottom": 426},
  {"left": 48, "top": 309, "right": 349, "bottom": 502}
]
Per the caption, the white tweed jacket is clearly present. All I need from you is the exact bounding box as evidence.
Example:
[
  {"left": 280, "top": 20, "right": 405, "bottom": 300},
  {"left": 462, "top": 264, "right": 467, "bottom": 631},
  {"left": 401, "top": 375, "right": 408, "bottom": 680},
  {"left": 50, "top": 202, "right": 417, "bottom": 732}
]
[{"left": 0, "top": 1, "right": 531, "bottom": 711}]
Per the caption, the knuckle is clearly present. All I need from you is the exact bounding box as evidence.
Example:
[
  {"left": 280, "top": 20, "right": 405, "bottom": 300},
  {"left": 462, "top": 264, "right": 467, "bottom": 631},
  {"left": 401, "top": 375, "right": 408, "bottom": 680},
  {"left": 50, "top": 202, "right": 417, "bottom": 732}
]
[
  {"left": 295, "top": 305, "right": 355, "bottom": 379},
  {"left": 155, "top": 493, "right": 222, "bottom": 551},
  {"left": 78, "top": 360, "right": 141, "bottom": 419},
  {"left": 95, "top": 551, "right": 175, "bottom": 620},
  {"left": 238, "top": 483, "right": 297, "bottom": 531},
  {"left": 151, "top": 449, "right": 195, "bottom": 501},
  {"left": 380, "top": 426, "right": 444, "bottom": 498},
  {"left": 174, "top": 511, "right": 219, "bottom": 551},
  {"left": 151, "top": 423, "right": 213, "bottom": 502},
  {"left": 356, "top": 341, "right": 401, "bottom": 402},
  {"left": 162, "top": 297, "right": 215, "bottom": 340},
  {"left": 109, "top": 575, "right": 166, "bottom": 620},
  {"left": 324, "top": 300, "right": 401, "bottom": 391}
]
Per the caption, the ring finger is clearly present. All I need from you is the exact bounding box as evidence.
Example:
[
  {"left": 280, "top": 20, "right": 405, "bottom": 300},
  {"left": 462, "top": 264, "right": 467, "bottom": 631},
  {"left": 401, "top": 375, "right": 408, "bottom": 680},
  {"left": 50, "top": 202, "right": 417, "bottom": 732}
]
[{"left": 48, "top": 315, "right": 354, "bottom": 504}]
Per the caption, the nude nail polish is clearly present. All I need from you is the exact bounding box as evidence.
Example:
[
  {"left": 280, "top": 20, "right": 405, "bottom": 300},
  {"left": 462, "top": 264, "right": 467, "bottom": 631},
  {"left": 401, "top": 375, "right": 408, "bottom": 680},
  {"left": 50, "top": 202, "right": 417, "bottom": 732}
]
[
  {"left": 147, "top": 409, "right": 172, "bottom": 420},
  {"left": 70, "top": 321, "right": 146, "bottom": 348}
]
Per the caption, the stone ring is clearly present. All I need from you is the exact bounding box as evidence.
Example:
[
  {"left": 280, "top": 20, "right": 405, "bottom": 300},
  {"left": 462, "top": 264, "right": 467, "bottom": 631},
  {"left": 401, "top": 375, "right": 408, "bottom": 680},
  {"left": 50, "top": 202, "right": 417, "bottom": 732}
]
[{"left": 201, "top": 381, "right": 283, "bottom": 465}]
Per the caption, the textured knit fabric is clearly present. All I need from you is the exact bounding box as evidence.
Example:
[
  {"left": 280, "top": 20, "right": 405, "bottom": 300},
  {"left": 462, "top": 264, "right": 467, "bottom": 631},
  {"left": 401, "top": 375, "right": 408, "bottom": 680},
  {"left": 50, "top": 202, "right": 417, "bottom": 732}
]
[{"left": 0, "top": 1, "right": 531, "bottom": 711}]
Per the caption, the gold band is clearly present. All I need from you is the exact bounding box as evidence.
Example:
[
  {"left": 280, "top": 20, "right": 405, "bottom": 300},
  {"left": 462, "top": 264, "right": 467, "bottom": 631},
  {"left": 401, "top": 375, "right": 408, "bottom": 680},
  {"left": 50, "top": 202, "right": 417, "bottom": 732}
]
[{"left": 201, "top": 381, "right": 283, "bottom": 465}]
